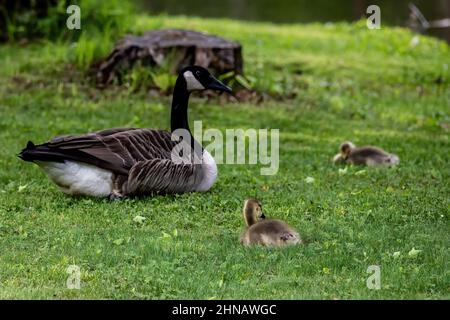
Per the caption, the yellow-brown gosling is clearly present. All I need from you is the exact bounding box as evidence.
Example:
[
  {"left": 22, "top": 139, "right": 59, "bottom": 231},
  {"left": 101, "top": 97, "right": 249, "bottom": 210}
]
[
  {"left": 333, "top": 141, "right": 399, "bottom": 166},
  {"left": 240, "top": 198, "right": 301, "bottom": 247}
]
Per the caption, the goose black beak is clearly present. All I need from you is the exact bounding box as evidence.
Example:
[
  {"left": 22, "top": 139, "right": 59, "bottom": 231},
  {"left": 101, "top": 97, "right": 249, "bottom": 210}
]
[{"left": 207, "top": 77, "right": 232, "bottom": 93}]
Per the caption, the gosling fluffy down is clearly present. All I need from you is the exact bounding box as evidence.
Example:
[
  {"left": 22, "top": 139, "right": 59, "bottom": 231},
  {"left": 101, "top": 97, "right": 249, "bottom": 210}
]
[
  {"left": 240, "top": 199, "right": 301, "bottom": 247},
  {"left": 333, "top": 141, "right": 399, "bottom": 166}
]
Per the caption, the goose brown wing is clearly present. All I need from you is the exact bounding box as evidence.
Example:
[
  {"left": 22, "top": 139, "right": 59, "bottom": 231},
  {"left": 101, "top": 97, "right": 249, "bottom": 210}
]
[
  {"left": 126, "top": 159, "right": 203, "bottom": 194},
  {"left": 42, "top": 128, "right": 175, "bottom": 175}
]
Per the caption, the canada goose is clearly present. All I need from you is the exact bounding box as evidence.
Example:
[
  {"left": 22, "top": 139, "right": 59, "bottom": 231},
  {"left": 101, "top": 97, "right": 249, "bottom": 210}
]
[
  {"left": 240, "top": 199, "right": 301, "bottom": 247},
  {"left": 333, "top": 141, "right": 399, "bottom": 166},
  {"left": 19, "top": 66, "right": 232, "bottom": 198}
]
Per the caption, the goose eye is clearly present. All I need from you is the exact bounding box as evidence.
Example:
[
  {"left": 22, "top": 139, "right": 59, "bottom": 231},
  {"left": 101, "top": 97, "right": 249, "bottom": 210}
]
[{"left": 195, "top": 71, "right": 201, "bottom": 76}]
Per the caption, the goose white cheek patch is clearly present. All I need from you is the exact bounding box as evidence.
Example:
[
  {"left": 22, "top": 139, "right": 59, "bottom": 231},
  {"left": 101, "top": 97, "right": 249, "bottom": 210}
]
[{"left": 183, "top": 71, "right": 205, "bottom": 91}]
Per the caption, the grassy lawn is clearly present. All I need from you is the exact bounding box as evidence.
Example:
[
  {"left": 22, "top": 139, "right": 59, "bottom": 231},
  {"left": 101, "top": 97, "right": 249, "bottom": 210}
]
[{"left": 0, "top": 15, "right": 449, "bottom": 299}]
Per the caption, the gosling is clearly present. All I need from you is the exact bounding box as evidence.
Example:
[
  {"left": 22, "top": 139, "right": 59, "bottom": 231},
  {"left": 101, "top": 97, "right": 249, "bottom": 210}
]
[
  {"left": 240, "top": 198, "right": 301, "bottom": 247},
  {"left": 333, "top": 141, "right": 399, "bottom": 166}
]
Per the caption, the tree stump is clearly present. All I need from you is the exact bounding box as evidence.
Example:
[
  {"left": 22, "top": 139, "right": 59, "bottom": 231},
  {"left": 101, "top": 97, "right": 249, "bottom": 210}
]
[{"left": 92, "top": 29, "right": 243, "bottom": 86}]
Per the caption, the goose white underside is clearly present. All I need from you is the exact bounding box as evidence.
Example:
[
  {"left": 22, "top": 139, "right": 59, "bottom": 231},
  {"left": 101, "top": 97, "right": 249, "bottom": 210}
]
[
  {"left": 36, "top": 150, "right": 217, "bottom": 197},
  {"left": 195, "top": 150, "right": 218, "bottom": 192},
  {"left": 36, "top": 161, "right": 113, "bottom": 197}
]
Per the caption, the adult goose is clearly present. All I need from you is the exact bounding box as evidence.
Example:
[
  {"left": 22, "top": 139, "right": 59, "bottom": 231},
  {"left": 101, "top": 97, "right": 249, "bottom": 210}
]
[{"left": 19, "top": 66, "right": 231, "bottom": 198}]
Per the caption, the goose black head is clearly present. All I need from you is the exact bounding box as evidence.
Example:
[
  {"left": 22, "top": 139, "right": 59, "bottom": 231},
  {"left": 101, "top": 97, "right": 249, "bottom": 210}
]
[{"left": 181, "top": 66, "right": 232, "bottom": 94}]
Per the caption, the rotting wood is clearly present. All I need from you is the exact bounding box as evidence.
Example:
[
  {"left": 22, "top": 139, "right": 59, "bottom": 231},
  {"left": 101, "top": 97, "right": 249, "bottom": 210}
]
[{"left": 91, "top": 29, "right": 243, "bottom": 86}]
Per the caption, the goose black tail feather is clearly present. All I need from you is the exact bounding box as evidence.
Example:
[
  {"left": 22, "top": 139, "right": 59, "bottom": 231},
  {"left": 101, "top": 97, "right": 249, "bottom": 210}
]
[
  {"left": 18, "top": 141, "right": 127, "bottom": 174},
  {"left": 19, "top": 141, "right": 86, "bottom": 163},
  {"left": 19, "top": 141, "right": 40, "bottom": 162},
  {"left": 19, "top": 142, "right": 72, "bottom": 163}
]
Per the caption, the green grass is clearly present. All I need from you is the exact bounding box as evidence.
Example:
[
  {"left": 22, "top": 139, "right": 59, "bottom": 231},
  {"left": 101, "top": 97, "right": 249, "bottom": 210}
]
[{"left": 0, "top": 15, "right": 449, "bottom": 299}]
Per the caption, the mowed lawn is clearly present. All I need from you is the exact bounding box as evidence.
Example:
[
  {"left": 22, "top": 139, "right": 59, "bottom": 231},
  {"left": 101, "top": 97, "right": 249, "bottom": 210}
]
[{"left": 0, "top": 16, "right": 449, "bottom": 299}]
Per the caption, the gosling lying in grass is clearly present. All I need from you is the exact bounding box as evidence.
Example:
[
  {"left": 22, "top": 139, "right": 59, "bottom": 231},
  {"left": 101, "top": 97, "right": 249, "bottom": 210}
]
[
  {"left": 333, "top": 141, "right": 399, "bottom": 166},
  {"left": 240, "top": 198, "right": 301, "bottom": 247}
]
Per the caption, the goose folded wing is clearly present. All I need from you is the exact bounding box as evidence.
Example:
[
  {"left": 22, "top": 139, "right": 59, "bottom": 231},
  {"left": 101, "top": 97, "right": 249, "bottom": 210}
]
[
  {"left": 126, "top": 159, "right": 203, "bottom": 194},
  {"left": 43, "top": 128, "right": 175, "bottom": 175}
]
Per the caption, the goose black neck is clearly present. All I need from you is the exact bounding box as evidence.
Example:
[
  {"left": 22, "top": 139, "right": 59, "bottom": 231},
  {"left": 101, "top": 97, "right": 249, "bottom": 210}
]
[
  {"left": 171, "top": 77, "right": 191, "bottom": 133},
  {"left": 170, "top": 75, "right": 204, "bottom": 155}
]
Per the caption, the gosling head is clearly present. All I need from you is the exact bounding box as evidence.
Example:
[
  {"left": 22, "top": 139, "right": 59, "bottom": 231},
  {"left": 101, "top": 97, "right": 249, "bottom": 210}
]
[
  {"left": 180, "top": 66, "right": 232, "bottom": 94},
  {"left": 333, "top": 141, "right": 356, "bottom": 164},
  {"left": 339, "top": 141, "right": 356, "bottom": 159},
  {"left": 243, "top": 198, "right": 265, "bottom": 227}
]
